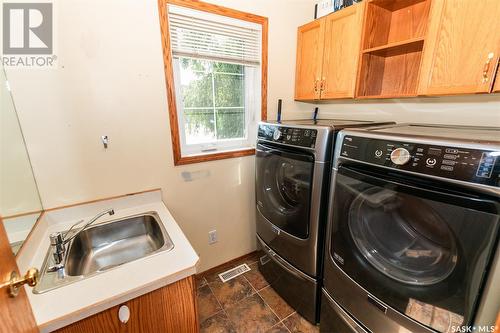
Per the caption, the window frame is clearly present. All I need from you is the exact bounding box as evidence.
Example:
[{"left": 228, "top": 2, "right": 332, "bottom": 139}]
[{"left": 158, "top": 0, "right": 268, "bottom": 166}]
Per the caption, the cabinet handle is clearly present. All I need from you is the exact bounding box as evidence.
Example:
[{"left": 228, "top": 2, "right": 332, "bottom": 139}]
[
  {"left": 482, "top": 52, "right": 494, "bottom": 83},
  {"left": 118, "top": 305, "right": 130, "bottom": 324}
]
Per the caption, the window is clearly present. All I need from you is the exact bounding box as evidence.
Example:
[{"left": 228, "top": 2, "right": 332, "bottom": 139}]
[
  {"left": 158, "top": 0, "right": 268, "bottom": 165},
  {"left": 173, "top": 58, "right": 259, "bottom": 154}
]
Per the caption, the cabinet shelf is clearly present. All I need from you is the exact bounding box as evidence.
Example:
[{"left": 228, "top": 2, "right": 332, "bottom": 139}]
[
  {"left": 363, "top": 0, "right": 430, "bottom": 50},
  {"left": 356, "top": 0, "right": 431, "bottom": 98},
  {"left": 357, "top": 40, "right": 424, "bottom": 97},
  {"left": 362, "top": 37, "right": 424, "bottom": 54}
]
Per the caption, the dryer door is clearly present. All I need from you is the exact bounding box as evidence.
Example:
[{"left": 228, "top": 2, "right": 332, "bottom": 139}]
[{"left": 256, "top": 143, "right": 314, "bottom": 239}]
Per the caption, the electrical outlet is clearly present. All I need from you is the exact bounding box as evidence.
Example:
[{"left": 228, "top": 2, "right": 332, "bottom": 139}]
[{"left": 208, "top": 230, "right": 217, "bottom": 244}]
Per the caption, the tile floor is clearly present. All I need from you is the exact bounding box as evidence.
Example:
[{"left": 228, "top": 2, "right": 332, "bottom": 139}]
[{"left": 196, "top": 253, "right": 319, "bottom": 333}]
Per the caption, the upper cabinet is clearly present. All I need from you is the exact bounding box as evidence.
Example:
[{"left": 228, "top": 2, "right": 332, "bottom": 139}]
[
  {"left": 418, "top": 0, "right": 500, "bottom": 95},
  {"left": 294, "top": 0, "right": 500, "bottom": 101},
  {"left": 295, "top": 19, "right": 325, "bottom": 100},
  {"left": 356, "top": 0, "right": 431, "bottom": 98},
  {"left": 295, "top": 2, "right": 365, "bottom": 101},
  {"left": 321, "top": 3, "right": 365, "bottom": 99}
]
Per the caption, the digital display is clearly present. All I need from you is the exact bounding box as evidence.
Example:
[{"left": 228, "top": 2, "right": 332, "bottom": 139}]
[
  {"left": 428, "top": 148, "right": 442, "bottom": 156},
  {"left": 476, "top": 152, "right": 497, "bottom": 179}
]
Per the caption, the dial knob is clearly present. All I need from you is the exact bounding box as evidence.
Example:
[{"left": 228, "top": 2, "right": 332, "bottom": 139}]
[
  {"left": 273, "top": 129, "right": 282, "bottom": 140},
  {"left": 390, "top": 148, "right": 411, "bottom": 165}
]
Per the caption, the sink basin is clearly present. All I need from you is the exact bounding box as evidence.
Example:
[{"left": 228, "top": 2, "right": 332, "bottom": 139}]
[
  {"left": 65, "top": 213, "right": 172, "bottom": 276},
  {"left": 34, "top": 212, "right": 174, "bottom": 294}
]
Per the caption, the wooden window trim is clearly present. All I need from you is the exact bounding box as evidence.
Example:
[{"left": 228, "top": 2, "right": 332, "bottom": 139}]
[{"left": 158, "top": 0, "right": 268, "bottom": 166}]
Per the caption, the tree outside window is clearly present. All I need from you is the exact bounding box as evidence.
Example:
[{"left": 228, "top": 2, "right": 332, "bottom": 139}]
[{"left": 179, "top": 58, "right": 246, "bottom": 145}]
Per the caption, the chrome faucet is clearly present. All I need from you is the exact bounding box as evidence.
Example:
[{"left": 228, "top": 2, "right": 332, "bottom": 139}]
[{"left": 48, "top": 208, "right": 115, "bottom": 271}]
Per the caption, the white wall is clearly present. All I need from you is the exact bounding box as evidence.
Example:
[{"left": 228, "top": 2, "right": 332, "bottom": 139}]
[
  {"left": 278, "top": 95, "right": 500, "bottom": 126},
  {"left": 1, "top": 68, "right": 42, "bottom": 218},
  {"left": 6, "top": 0, "right": 315, "bottom": 272},
  {"left": 5, "top": 0, "right": 500, "bottom": 273}
]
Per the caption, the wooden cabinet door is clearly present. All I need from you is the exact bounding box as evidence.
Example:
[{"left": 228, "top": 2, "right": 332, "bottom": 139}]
[
  {"left": 0, "top": 219, "right": 38, "bottom": 333},
  {"left": 56, "top": 276, "right": 198, "bottom": 333},
  {"left": 320, "top": 2, "right": 365, "bottom": 99},
  {"left": 418, "top": 0, "right": 500, "bottom": 95},
  {"left": 295, "top": 18, "right": 325, "bottom": 101}
]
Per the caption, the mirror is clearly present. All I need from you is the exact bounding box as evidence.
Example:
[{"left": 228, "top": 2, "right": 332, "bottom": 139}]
[{"left": 1, "top": 65, "right": 43, "bottom": 255}]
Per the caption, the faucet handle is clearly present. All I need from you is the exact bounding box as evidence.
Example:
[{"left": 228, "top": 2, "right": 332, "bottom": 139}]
[
  {"left": 49, "top": 232, "right": 64, "bottom": 246},
  {"left": 49, "top": 232, "right": 66, "bottom": 266}
]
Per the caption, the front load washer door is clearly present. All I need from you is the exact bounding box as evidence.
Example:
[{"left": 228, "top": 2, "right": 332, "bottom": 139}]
[
  {"left": 348, "top": 187, "right": 457, "bottom": 286},
  {"left": 256, "top": 143, "right": 314, "bottom": 239}
]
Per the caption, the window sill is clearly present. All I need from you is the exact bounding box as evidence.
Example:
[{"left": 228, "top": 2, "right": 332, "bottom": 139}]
[{"left": 174, "top": 148, "right": 255, "bottom": 165}]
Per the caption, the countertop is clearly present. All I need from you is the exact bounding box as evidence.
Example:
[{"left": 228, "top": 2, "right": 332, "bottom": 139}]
[{"left": 17, "top": 190, "right": 199, "bottom": 332}]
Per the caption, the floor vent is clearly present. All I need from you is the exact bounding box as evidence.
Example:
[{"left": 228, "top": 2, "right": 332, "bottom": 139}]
[{"left": 218, "top": 264, "right": 251, "bottom": 283}]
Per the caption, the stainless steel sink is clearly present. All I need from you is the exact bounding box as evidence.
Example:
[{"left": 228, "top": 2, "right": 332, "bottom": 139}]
[
  {"left": 34, "top": 212, "right": 174, "bottom": 294},
  {"left": 64, "top": 213, "right": 168, "bottom": 276}
]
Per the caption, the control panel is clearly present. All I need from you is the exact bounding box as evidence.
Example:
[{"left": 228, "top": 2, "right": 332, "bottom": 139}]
[
  {"left": 258, "top": 124, "right": 317, "bottom": 148},
  {"left": 340, "top": 136, "right": 500, "bottom": 187}
]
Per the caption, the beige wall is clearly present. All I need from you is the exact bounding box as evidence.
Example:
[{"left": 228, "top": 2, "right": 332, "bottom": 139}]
[
  {"left": 6, "top": 0, "right": 500, "bottom": 273},
  {"left": 1, "top": 68, "right": 42, "bottom": 219},
  {"left": 6, "top": 0, "right": 314, "bottom": 272},
  {"left": 278, "top": 95, "right": 500, "bottom": 126}
]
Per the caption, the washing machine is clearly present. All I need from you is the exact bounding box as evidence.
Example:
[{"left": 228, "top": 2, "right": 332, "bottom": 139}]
[
  {"left": 255, "top": 119, "right": 393, "bottom": 323},
  {"left": 321, "top": 124, "right": 500, "bottom": 332}
]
